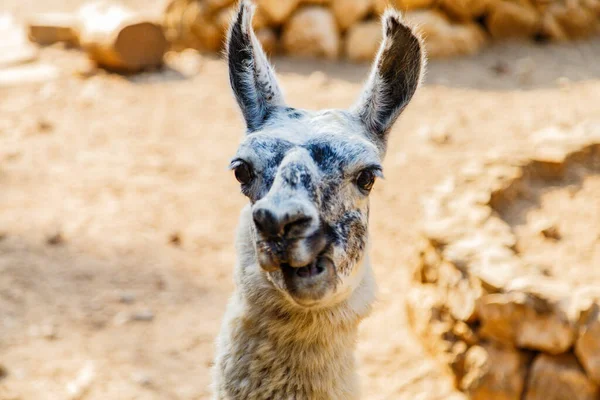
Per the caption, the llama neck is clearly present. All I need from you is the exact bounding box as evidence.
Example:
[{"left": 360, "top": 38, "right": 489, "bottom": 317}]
[
  {"left": 214, "top": 274, "right": 373, "bottom": 400},
  {"left": 212, "top": 207, "right": 375, "bottom": 399}
]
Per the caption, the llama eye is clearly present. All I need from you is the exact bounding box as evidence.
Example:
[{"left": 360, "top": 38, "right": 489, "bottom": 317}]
[
  {"left": 356, "top": 170, "right": 376, "bottom": 193},
  {"left": 234, "top": 162, "right": 254, "bottom": 185}
]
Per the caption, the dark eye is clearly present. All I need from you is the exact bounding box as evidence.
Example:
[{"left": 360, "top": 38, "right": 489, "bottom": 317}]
[
  {"left": 356, "top": 169, "right": 376, "bottom": 193},
  {"left": 233, "top": 161, "right": 254, "bottom": 185}
]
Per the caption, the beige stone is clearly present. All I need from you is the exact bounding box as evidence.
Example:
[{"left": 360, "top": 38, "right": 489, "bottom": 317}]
[
  {"left": 205, "top": 0, "right": 235, "bottom": 12},
  {"left": 216, "top": 6, "right": 236, "bottom": 34},
  {"left": 396, "top": 0, "right": 436, "bottom": 10},
  {"left": 438, "top": 0, "right": 490, "bottom": 20},
  {"left": 78, "top": 2, "right": 168, "bottom": 72},
  {"left": 373, "top": 0, "right": 390, "bottom": 15},
  {"left": 332, "top": 0, "right": 373, "bottom": 31},
  {"left": 373, "top": 0, "right": 435, "bottom": 14},
  {"left": 256, "top": 27, "right": 278, "bottom": 55},
  {"left": 461, "top": 343, "right": 529, "bottom": 400},
  {"left": 525, "top": 354, "right": 599, "bottom": 400},
  {"left": 446, "top": 277, "right": 481, "bottom": 322},
  {"left": 487, "top": 1, "right": 541, "bottom": 39},
  {"left": 576, "top": 302, "right": 600, "bottom": 385},
  {"left": 414, "top": 238, "right": 443, "bottom": 284},
  {"left": 547, "top": 3, "right": 599, "bottom": 39},
  {"left": 344, "top": 20, "right": 381, "bottom": 62},
  {"left": 258, "top": 0, "right": 300, "bottom": 24},
  {"left": 405, "top": 285, "right": 458, "bottom": 358},
  {"left": 585, "top": 0, "right": 600, "bottom": 16},
  {"left": 540, "top": 12, "right": 568, "bottom": 41},
  {"left": 477, "top": 286, "right": 576, "bottom": 354},
  {"left": 282, "top": 6, "right": 340, "bottom": 59},
  {"left": 27, "top": 13, "right": 80, "bottom": 46},
  {"left": 187, "top": 4, "right": 224, "bottom": 52},
  {"left": 405, "top": 10, "right": 487, "bottom": 59},
  {"left": 405, "top": 285, "right": 447, "bottom": 340},
  {"left": 252, "top": 7, "right": 270, "bottom": 30},
  {"left": 164, "top": 0, "right": 223, "bottom": 51}
]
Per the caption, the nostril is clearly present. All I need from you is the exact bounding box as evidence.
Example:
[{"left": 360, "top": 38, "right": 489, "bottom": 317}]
[{"left": 252, "top": 207, "right": 281, "bottom": 237}]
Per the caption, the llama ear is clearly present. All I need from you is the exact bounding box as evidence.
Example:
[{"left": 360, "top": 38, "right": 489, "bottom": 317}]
[
  {"left": 226, "top": 0, "right": 286, "bottom": 132},
  {"left": 352, "top": 9, "right": 425, "bottom": 149}
]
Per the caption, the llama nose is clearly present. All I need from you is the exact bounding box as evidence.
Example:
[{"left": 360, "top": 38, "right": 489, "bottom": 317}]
[{"left": 252, "top": 207, "right": 313, "bottom": 238}]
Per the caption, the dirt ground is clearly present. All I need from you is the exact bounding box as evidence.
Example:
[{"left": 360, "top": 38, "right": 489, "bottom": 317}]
[{"left": 1, "top": 2, "right": 600, "bottom": 398}]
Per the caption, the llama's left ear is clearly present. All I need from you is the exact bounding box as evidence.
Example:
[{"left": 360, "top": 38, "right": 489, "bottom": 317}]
[
  {"left": 226, "top": 0, "right": 286, "bottom": 132},
  {"left": 352, "top": 10, "right": 425, "bottom": 150}
]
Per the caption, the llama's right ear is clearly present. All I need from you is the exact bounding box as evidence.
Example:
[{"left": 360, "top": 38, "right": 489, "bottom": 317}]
[
  {"left": 351, "top": 10, "right": 425, "bottom": 151},
  {"left": 226, "top": 0, "right": 285, "bottom": 132}
]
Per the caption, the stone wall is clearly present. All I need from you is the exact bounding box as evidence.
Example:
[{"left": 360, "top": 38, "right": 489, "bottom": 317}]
[
  {"left": 407, "top": 122, "right": 600, "bottom": 400},
  {"left": 163, "top": 0, "right": 600, "bottom": 61}
]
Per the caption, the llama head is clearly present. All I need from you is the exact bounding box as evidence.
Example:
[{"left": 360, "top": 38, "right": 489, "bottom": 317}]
[{"left": 227, "top": 0, "right": 424, "bottom": 308}]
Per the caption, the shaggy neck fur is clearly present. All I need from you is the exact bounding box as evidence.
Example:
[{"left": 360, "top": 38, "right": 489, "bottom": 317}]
[{"left": 212, "top": 207, "right": 376, "bottom": 400}]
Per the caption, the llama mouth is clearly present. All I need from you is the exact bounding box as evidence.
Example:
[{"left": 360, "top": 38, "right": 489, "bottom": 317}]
[{"left": 279, "top": 255, "right": 335, "bottom": 305}]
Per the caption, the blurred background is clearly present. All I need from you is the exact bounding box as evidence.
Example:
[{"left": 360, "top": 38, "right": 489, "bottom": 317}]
[{"left": 0, "top": 0, "right": 599, "bottom": 399}]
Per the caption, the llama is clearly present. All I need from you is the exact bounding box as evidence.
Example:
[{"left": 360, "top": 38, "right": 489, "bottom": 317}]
[{"left": 212, "top": 1, "right": 425, "bottom": 398}]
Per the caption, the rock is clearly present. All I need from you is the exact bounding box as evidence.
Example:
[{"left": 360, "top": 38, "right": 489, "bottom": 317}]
[
  {"left": 396, "top": 0, "right": 436, "bottom": 11},
  {"left": 373, "top": 0, "right": 402, "bottom": 14},
  {"left": 461, "top": 343, "right": 530, "bottom": 400},
  {"left": 118, "top": 291, "right": 136, "bottom": 304},
  {"left": 373, "top": 0, "right": 388, "bottom": 14},
  {"left": 78, "top": 2, "right": 168, "bottom": 72},
  {"left": 66, "top": 362, "right": 96, "bottom": 400},
  {"left": 537, "top": 220, "right": 561, "bottom": 240},
  {"left": 446, "top": 277, "right": 481, "bottom": 323},
  {"left": 0, "top": 43, "right": 38, "bottom": 69},
  {"left": 164, "top": 0, "right": 224, "bottom": 51},
  {"left": 539, "top": 12, "right": 568, "bottom": 41},
  {"left": 405, "top": 10, "right": 487, "bottom": 59},
  {"left": 131, "top": 309, "right": 154, "bottom": 322},
  {"left": 373, "top": 0, "right": 434, "bottom": 14},
  {"left": 575, "top": 302, "right": 600, "bottom": 385},
  {"left": 252, "top": 6, "right": 270, "bottom": 30},
  {"left": 418, "top": 122, "right": 452, "bottom": 145},
  {"left": 405, "top": 285, "right": 446, "bottom": 339},
  {"left": 332, "top": 0, "right": 373, "bottom": 31},
  {"left": 258, "top": 0, "right": 300, "bottom": 25},
  {"left": 131, "top": 370, "right": 153, "bottom": 387},
  {"left": 453, "top": 321, "right": 479, "bottom": 346},
  {"left": 205, "top": 0, "right": 235, "bottom": 12},
  {"left": 438, "top": 0, "right": 490, "bottom": 20},
  {"left": 282, "top": 6, "right": 340, "bottom": 59},
  {"left": 168, "top": 232, "right": 182, "bottom": 246},
  {"left": 27, "top": 13, "right": 80, "bottom": 46},
  {"left": 344, "top": 20, "right": 380, "bottom": 62},
  {"left": 525, "top": 354, "right": 599, "bottom": 400},
  {"left": 0, "top": 63, "right": 59, "bottom": 87},
  {"left": 405, "top": 285, "right": 455, "bottom": 357},
  {"left": 256, "top": 27, "right": 278, "bottom": 55},
  {"left": 487, "top": 1, "right": 541, "bottom": 39},
  {"left": 547, "top": 3, "right": 599, "bottom": 39},
  {"left": 47, "top": 232, "right": 65, "bottom": 245},
  {"left": 216, "top": 6, "right": 236, "bottom": 33},
  {"left": 187, "top": 4, "right": 226, "bottom": 52},
  {"left": 477, "top": 280, "right": 576, "bottom": 354}
]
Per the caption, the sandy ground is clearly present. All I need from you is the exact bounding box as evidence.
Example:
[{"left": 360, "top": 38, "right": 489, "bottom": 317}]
[{"left": 1, "top": 2, "right": 600, "bottom": 398}]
